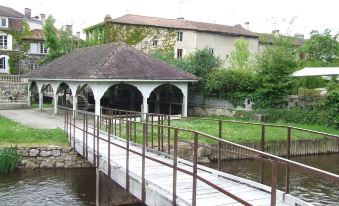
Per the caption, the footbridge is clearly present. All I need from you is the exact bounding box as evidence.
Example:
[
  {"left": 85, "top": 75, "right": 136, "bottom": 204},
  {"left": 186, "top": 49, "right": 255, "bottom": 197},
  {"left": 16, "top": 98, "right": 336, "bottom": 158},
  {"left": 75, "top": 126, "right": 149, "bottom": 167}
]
[{"left": 62, "top": 107, "right": 339, "bottom": 206}]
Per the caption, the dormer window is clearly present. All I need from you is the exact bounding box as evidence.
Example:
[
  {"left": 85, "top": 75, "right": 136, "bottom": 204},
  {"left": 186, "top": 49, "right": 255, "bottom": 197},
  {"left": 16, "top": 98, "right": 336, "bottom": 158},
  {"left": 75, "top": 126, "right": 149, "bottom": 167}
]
[{"left": 0, "top": 18, "right": 8, "bottom": 28}]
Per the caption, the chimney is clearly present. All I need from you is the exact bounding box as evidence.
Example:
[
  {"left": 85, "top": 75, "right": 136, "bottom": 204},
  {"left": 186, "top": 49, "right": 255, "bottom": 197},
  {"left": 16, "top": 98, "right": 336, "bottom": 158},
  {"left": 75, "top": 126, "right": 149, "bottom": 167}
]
[
  {"left": 76, "top": 32, "right": 81, "bottom": 38},
  {"left": 66, "top": 25, "right": 73, "bottom": 35},
  {"left": 24, "top": 8, "right": 31, "bottom": 19},
  {"left": 272, "top": 30, "right": 280, "bottom": 35},
  {"left": 244, "top": 22, "right": 249, "bottom": 30},
  {"left": 104, "top": 14, "right": 112, "bottom": 22},
  {"left": 177, "top": 17, "right": 184, "bottom": 20},
  {"left": 40, "top": 14, "right": 46, "bottom": 24},
  {"left": 297, "top": 34, "right": 304, "bottom": 39}
]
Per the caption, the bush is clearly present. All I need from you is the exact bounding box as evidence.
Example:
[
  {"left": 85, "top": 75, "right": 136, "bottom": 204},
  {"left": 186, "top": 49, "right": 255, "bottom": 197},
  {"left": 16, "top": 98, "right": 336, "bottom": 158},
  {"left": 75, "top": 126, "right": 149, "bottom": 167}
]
[
  {"left": 204, "top": 68, "right": 258, "bottom": 106},
  {"left": 0, "top": 147, "right": 20, "bottom": 173}
]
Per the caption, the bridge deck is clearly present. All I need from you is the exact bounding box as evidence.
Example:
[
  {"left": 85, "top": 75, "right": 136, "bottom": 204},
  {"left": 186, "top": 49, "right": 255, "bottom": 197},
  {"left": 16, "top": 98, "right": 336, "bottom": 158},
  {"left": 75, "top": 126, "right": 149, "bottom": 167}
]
[{"left": 70, "top": 122, "right": 308, "bottom": 206}]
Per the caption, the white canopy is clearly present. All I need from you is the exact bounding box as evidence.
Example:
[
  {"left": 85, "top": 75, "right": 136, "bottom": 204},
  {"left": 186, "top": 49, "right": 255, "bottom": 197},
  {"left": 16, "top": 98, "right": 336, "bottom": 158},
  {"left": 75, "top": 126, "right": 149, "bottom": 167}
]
[{"left": 292, "top": 67, "right": 339, "bottom": 77}]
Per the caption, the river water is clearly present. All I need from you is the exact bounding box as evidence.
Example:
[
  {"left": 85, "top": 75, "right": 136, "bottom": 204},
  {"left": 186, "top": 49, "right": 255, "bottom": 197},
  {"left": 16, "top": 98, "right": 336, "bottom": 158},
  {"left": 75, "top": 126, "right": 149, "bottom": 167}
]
[{"left": 0, "top": 154, "right": 338, "bottom": 205}]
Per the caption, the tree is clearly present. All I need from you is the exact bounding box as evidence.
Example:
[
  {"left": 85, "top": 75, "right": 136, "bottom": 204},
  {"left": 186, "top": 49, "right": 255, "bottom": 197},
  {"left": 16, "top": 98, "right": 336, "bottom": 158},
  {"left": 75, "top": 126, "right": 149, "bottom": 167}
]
[
  {"left": 43, "top": 15, "right": 77, "bottom": 62},
  {"left": 228, "top": 37, "right": 251, "bottom": 69},
  {"left": 253, "top": 36, "right": 300, "bottom": 108},
  {"left": 301, "top": 29, "right": 339, "bottom": 66}
]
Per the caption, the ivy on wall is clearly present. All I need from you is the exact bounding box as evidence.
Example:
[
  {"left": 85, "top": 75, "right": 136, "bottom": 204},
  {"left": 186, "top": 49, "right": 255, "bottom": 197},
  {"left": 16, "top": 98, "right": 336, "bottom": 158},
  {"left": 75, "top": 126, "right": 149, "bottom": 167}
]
[
  {"left": 3, "top": 22, "right": 31, "bottom": 74},
  {"left": 84, "top": 22, "right": 177, "bottom": 52}
]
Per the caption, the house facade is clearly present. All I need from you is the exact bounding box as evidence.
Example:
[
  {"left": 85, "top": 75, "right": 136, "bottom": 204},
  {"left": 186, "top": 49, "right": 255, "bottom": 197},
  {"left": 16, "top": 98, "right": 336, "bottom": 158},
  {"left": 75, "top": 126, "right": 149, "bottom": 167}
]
[
  {"left": 0, "top": 5, "right": 46, "bottom": 74},
  {"left": 84, "top": 14, "right": 259, "bottom": 63}
]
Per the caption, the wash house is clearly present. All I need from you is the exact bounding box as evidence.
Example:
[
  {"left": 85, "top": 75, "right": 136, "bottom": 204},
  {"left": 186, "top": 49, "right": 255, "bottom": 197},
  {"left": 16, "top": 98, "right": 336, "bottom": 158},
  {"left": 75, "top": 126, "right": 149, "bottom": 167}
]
[{"left": 26, "top": 43, "right": 198, "bottom": 117}]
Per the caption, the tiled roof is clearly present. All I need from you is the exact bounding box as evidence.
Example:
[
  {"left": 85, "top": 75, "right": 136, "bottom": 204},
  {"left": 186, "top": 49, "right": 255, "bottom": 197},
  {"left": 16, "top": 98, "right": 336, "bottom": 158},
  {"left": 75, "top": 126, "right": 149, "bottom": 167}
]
[
  {"left": 90, "top": 14, "right": 258, "bottom": 38},
  {"left": 0, "top": 5, "right": 24, "bottom": 18},
  {"left": 21, "top": 29, "right": 44, "bottom": 40},
  {"left": 26, "top": 42, "right": 198, "bottom": 81}
]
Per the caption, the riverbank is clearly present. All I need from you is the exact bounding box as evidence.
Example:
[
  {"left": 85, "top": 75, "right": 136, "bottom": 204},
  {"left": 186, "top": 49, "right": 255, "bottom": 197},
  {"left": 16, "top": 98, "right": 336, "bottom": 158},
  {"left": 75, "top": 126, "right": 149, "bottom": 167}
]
[
  {"left": 16, "top": 146, "right": 93, "bottom": 169},
  {"left": 0, "top": 115, "right": 67, "bottom": 147}
]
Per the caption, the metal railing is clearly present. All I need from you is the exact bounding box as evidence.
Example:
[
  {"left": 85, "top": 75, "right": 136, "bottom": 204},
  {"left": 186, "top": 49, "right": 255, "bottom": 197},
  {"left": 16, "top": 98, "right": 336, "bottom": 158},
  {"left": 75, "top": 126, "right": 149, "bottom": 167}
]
[
  {"left": 63, "top": 107, "right": 339, "bottom": 206},
  {"left": 0, "top": 74, "right": 22, "bottom": 83},
  {"left": 101, "top": 107, "right": 339, "bottom": 193}
]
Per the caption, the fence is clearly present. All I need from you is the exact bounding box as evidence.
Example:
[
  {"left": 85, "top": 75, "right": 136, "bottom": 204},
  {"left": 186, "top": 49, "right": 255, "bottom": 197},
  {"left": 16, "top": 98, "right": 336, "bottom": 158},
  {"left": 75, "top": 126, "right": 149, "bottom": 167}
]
[
  {"left": 0, "top": 75, "right": 21, "bottom": 83},
  {"left": 64, "top": 107, "right": 339, "bottom": 205}
]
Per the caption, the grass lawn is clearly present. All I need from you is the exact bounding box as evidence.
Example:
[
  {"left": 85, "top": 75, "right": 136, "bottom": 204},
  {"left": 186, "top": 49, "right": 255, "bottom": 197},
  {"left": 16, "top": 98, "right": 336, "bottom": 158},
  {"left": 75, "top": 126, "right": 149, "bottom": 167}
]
[
  {"left": 31, "top": 103, "right": 53, "bottom": 109},
  {"left": 0, "top": 115, "right": 67, "bottom": 147},
  {"left": 171, "top": 117, "right": 339, "bottom": 143}
]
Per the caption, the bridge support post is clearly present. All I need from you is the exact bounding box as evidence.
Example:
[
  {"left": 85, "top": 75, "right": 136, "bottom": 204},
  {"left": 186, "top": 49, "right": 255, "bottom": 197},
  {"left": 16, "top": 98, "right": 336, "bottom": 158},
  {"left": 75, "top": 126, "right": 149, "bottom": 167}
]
[{"left": 39, "top": 92, "right": 43, "bottom": 110}]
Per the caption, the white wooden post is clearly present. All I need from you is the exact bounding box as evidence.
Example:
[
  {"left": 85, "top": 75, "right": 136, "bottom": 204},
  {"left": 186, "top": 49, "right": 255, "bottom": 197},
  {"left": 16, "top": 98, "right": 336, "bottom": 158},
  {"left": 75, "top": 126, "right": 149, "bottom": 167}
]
[
  {"left": 39, "top": 92, "right": 43, "bottom": 110},
  {"left": 53, "top": 93, "right": 58, "bottom": 115},
  {"left": 141, "top": 96, "right": 148, "bottom": 121},
  {"left": 73, "top": 95, "right": 78, "bottom": 119},
  {"left": 182, "top": 95, "right": 188, "bottom": 117}
]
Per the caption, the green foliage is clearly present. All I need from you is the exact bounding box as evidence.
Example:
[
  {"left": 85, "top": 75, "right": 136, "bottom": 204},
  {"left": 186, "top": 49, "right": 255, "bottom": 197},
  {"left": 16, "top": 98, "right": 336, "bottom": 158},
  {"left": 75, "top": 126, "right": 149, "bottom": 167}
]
[
  {"left": 254, "top": 36, "right": 300, "bottom": 108},
  {"left": 301, "top": 29, "right": 339, "bottom": 65},
  {"left": 299, "top": 76, "right": 327, "bottom": 89},
  {"left": 176, "top": 48, "right": 222, "bottom": 77},
  {"left": 8, "top": 53, "right": 20, "bottom": 74},
  {"left": 43, "top": 15, "right": 77, "bottom": 62},
  {"left": 228, "top": 37, "right": 251, "bottom": 69},
  {"left": 268, "top": 91, "right": 339, "bottom": 126},
  {"left": 85, "top": 22, "right": 176, "bottom": 52},
  {"left": 204, "top": 68, "right": 258, "bottom": 106},
  {"left": 0, "top": 147, "right": 20, "bottom": 173},
  {"left": 149, "top": 49, "right": 175, "bottom": 64}
]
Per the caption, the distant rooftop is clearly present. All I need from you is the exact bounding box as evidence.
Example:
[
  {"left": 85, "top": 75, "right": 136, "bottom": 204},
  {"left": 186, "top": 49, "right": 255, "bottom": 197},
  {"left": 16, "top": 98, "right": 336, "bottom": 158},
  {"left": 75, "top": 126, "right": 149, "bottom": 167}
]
[
  {"left": 0, "top": 5, "right": 41, "bottom": 24},
  {"left": 292, "top": 67, "right": 339, "bottom": 77},
  {"left": 87, "top": 14, "right": 258, "bottom": 38}
]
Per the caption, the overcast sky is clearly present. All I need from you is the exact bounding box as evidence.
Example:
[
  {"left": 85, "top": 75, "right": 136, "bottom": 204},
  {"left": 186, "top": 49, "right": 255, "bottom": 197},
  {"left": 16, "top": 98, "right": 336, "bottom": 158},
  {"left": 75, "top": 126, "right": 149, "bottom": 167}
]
[{"left": 2, "top": 0, "right": 339, "bottom": 39}]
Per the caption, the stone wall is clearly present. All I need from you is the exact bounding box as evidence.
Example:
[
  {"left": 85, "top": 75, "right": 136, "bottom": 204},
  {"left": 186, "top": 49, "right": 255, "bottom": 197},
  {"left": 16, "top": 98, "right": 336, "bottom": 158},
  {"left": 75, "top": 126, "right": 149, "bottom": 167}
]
[
  {"left": 0, "top": 82, "right": 28, "bottom": 103},
  {"left": 173, "top": 138, "right": 339, "bottom": 162},
  {"left": 19, "top": 54, "right": 45, "bottom": 74},
  {"left": 17, "top": 146, "right": 93, "bottom": 169},
  {"left": 188, "top": 93, "right": 253, "bottom": 116}
]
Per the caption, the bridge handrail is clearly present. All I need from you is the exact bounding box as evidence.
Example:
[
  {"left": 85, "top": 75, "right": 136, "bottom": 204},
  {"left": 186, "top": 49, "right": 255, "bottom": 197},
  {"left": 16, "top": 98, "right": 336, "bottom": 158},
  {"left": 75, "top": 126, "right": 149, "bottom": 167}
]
[{"left": 62, "top": 107, "right": 339, "bottom": 206}]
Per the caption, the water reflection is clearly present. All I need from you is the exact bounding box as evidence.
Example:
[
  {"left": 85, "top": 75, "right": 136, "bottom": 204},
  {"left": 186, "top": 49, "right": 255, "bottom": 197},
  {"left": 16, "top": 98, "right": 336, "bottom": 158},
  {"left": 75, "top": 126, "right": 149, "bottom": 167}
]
[
  {"left": 203, "top": 154, "right": 339, "bottom": 206},
  {"left": 0, "top": 169, "right": 142, "bottom": 206}
]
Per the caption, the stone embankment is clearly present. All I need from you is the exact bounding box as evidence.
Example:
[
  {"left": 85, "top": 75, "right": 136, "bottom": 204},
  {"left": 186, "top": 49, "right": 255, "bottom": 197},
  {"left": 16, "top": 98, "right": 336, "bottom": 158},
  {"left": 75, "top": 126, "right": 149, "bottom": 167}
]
[{"left": 17, "top": 146, "right": 93, "bottom": 169}]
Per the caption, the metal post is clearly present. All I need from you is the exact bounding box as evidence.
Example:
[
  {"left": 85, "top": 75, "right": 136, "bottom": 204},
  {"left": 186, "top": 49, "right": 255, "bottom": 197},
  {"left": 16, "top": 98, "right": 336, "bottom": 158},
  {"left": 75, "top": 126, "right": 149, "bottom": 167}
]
[
  {"left": 192, "top": 132, "right": 198, "bottom": 206},
  {"left": 73, "top": 110, "right": 75, "bottom": 148},
  {"left": 173, "top": 129, "right": 178, "bottom": 206},
  {"left": 83, "top": 113, "right": 86, "bottom": 156},
  {"left": 218, "top": 120, "right": 222, "bottom": 171},
  {"left": 271, "top": 160, "right": 277, "bottom": 206},
  {"left": 96, "top": 168, "right": 100, "bottom": 206},
  {"left": 141, "top": 123, "right": 146, "bottom": 203},
  {"left": 108, "top": 118, "right": 112, "bottom": 178},
  {"left": 161, "top": 116, "right": 164, "bottom": 151},
  {"left": 168, "top": 115, "right": 171, "bottom": 154},
  {"left": 157, "top": 115, "right": 161, "bottom": 151},
  {"left": 97, "top": 116, "right": 100, "bottom": 168},
  {"left": 286, "top": 127, "right": 291, "bottom": 193},
  {"left": 86, "top": 114, "right": 88, "bottom": 160},
  {"left": 151, "top": 115, "right": 154, "bottom": 148},
  {"left": 93, "top": 114, "right": 96, "bottom": 167},
  {"left": 126, "top": 120, "right": 130, "bottom": 192},
  {"left": 260, "top": 125, "right": 265, "bottom": 184}
]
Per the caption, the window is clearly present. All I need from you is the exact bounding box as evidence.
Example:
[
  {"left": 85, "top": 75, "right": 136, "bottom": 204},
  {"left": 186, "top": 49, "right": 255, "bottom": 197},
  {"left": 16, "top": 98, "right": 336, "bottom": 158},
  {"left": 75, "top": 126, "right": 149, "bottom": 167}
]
[
  {"left": 40, "top": 43, "right": 48, "bottom": 54},
  {"left": 0, "top": 18, "right": 8, "bottom": 28},
  {"left": 0, "top": 35, "right": 8, "bottom": 49},
  {"left": 28, "top": 63, "right": 38, "bottom": 70},
  {"left": 177, "top": 31, "right": 183, "bottom": 41},
  {"left": 0, "top": 57, "right": 5, "bottom": 69},
  {"left": 152, "top": 39, "right": 158, "bottom": 46},
  {"left": 177, "top": 49, "right": 183, "bottom": 58}
]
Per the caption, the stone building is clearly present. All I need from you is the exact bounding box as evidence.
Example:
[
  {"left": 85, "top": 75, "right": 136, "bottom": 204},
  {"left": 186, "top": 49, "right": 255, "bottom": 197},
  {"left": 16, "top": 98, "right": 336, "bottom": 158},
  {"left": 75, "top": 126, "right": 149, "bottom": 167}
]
[
  {"left": 85, "top": 14, "right": 259, "bottom": 63},
  {"left": 0, "top": 5, "right": 46, "bottom": 74}
]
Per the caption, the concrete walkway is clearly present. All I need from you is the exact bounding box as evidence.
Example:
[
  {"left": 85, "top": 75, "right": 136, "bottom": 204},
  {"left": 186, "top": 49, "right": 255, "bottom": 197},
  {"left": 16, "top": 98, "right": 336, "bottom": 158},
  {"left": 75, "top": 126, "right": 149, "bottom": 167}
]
[{"left": 0, "top": 109, "right": 64, "bottom": 129}]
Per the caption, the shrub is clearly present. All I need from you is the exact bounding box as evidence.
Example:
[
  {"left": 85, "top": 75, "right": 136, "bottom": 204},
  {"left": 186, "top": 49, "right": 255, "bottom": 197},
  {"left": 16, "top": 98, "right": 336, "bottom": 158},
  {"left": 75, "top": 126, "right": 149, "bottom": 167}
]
[
  {"left": 204, "top": 68, "right": 258, "bottom": 106},
  {"left": 0, "top": 147, "right": 20, "bottom": 173}
]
